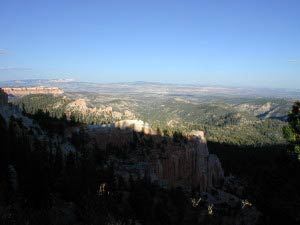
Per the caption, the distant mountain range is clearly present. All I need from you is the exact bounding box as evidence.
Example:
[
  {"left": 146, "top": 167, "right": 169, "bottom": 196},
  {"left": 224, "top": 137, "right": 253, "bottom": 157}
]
[{"left": 1, "top": 79, "right": 300, "bottom": 99}]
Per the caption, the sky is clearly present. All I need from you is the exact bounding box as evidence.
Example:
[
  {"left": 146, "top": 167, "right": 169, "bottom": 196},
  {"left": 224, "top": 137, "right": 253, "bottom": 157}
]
[{"left": 0, "top": 0, "right": 300, "bottom": 88}]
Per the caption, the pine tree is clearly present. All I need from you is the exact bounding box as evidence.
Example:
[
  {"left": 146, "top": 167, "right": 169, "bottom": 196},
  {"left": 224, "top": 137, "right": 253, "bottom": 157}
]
[{"left": 283, "top": 101, "right": 300, "bottom": 158}]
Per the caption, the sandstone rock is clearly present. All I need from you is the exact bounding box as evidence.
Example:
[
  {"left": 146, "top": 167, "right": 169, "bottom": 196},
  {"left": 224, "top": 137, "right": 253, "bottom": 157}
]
[
  {"left": 124, "top": 110, "right": 135, "bottom": 119},
  {"left": 112, "top": 111, "right": 122, "bottom": 120},
  {"left": 66, "top": 99, "right": 88, "bottom": 112},
  {"left": 114, "top": 119, "right": 153, "bottom": 134},
  {"left": 105, "top": 106, "right": 113, "bottom": 114},
  {"left": 149, "top": 131, "right": 224, "bottom": 192},
  {"left": 89, "top": 124, "right": 224, "bottom": 192},
  {"left": 64, "top": 98, "right": 132, "bottom": 122},
  {"left": 2, "top": 86, "right": 64, "bottom": 96},
  {"left": 208, "top": 154, "right": 224, "bottom": 188}
]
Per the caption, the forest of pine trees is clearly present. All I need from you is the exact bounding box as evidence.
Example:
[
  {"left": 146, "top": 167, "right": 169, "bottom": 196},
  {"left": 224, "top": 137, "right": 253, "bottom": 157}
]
[{"left": 1, "top": 98, "right": 300, "bottom": 224}]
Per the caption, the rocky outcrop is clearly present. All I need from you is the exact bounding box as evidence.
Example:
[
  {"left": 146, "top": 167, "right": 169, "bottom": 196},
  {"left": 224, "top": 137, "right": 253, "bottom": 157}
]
[
  {"left": 66, "top": 99, "right": 88, "bottom": 112},
  {"left": 0, "top": 88, "right": 8, "bottom": 106},
  {"left": 114, "top": 119, "right": 153, "bottom": 134},
  {"left": 0, "top": 88, "right": 14, "bottom": 123},
  {"left": 208, "top": 154, "right": 225, "bottom": 188},
  {"left": 88, "top": 124, "right": 224, "bottom": 192},
  {"left": 65, "top": 98, "right": 135, "bottom": 121},
  {"left": 148, "top": 130, "right": 224, "bottom": 192},
  {"left": 2, "top": 86, "right": 64, "bottom": 96}
]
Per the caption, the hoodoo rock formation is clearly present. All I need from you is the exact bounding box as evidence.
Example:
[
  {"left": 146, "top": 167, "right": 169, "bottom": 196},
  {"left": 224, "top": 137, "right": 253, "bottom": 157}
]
[
  {"left": 88, "top": 124, "right": 224, "bottom": 192},
  {"left": 64, "top": 99, "right": 136, "bottom": 121},
  {"left": 149, "top": 130, "right": 224, "bottom": 191},
  {"left": 2, "top": 86, "right": 64, "bottom": 96}
]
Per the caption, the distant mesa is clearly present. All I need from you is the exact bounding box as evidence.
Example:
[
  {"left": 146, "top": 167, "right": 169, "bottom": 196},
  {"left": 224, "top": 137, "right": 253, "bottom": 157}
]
[
  {"left": 1, "top": 86, "right": 64, "bottom": 96},
  {"left": 50, "top": 79, "right": 75, "bottom": 83}
]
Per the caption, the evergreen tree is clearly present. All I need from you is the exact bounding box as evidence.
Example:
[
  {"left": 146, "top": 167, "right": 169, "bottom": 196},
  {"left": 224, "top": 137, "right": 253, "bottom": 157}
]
[{"left": 283, "top": 101, "right": 300, "bottom": 157}]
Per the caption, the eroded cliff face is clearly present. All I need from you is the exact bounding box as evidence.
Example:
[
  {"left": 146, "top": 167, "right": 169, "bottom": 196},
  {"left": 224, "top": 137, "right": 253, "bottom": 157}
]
[
  {"left": 2, "top": 86, "right": 64, "bottom": 96},
  {"left": 65, "top": 99, "right": 136, "bottom": 121},
  {"left": 148, "top": 130, "right": 224, "bottom": 192},
  {"left": 0, "top": 88, "right": 8, "bottom": 106},
  {"left": 88, "top": 124, "right": 224, "bottom": 192}
]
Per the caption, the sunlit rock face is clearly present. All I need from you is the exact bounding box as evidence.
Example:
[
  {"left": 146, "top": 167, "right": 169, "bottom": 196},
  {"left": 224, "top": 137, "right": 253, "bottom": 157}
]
[
  {"left": 2, "top": 86, "right": 64, "bottom": 96},
  {"left": 66, "top": 99, "right": 88, "bottom": 112},
  {"left": 149, "top": 130, "right": 224, "bottom": 192},
  {"left": 114, "top": 119, "right": 153, "bottom": 134}
]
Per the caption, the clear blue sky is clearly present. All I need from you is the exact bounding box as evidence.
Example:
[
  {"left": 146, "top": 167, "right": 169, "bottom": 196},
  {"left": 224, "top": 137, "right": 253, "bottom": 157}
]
[{"left": 0, "top": 0, "right": 299, "bottom": 88}]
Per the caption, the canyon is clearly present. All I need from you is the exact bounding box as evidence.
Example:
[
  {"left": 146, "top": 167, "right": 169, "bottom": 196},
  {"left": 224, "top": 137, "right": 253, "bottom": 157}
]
[
  {"left": 89, "top": 122, "right": 224, "bottom": 192},
  {"left": 0, "top": 89, "right": 262, "bottom": 224},
  {"left": 1, "top": 83, "right": 290, "bottom": 146},
  {"left": 0, "top": 89, "right": 225, "bottom": 192}
]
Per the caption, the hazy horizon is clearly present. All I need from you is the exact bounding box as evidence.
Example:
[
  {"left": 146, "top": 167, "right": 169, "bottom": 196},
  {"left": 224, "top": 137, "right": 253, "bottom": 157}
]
[
  {"left": 1, "top": 78, "right": 300, "bottom": 92},
  {"left": 1, "top": 0, "right": 300, "bottom": 89}
]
